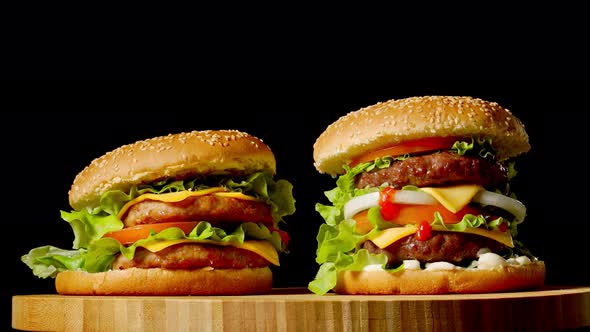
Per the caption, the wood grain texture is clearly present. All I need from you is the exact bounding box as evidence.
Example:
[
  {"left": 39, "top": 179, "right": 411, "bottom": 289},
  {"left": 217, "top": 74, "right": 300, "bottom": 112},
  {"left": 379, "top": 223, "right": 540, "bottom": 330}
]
[{"left": 12, "top": 286, "right": 590, "bottom": 332}]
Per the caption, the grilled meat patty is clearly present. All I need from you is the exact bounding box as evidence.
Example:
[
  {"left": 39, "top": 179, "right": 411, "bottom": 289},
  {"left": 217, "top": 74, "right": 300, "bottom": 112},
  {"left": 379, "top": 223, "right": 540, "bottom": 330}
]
[
  {"left": 112, "top": 243, "right": 270, "bottom": 270},
  {"left": 362, "top": 232, "right": 505, "bottom": 267},
  {"left": 355, "top": 151, "right": 507, "bottom": 189},
  {"left": 122, "top": 195, "right": 273, "bottom": 227}
]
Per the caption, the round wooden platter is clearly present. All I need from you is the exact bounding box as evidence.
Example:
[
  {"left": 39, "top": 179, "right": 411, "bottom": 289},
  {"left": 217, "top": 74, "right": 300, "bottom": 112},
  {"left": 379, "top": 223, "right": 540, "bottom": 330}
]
[{"left": 12, "top": 286, "right": 590, "bottom": 332}]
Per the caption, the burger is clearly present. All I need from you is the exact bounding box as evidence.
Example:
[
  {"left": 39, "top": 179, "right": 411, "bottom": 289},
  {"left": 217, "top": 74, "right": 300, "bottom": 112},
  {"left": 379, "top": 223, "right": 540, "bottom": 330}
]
[
  {"left": 308, "top": 96, "right": 545, "bottom": 295},
  {"left": 22, "top": 129, "right": 296, "bottom": 295}
]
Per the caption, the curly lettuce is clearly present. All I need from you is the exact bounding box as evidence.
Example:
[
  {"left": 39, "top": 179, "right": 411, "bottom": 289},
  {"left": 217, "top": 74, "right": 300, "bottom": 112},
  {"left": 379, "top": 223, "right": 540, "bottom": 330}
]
[
  {"left": 22, "top": 221, "right": 283, "bottom": 278},
  {"left": 23, "top": 171, "right": 296, "bottom": 279},
  {"left": 61, "top": 171, "right": 295, "bottom": 250}
]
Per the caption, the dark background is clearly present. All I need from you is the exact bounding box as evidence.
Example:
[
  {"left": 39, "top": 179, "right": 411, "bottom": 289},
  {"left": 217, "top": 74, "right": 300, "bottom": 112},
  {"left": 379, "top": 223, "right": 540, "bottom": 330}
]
[{"left": 6, "top": 81, "right": 589, "bottom": 329}]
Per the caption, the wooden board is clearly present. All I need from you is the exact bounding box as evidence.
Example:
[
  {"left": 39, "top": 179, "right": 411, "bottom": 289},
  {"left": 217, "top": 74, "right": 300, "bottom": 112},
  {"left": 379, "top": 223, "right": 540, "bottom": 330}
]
[{"left": 13, "top": 286, "right": 590, "bottom": 332}]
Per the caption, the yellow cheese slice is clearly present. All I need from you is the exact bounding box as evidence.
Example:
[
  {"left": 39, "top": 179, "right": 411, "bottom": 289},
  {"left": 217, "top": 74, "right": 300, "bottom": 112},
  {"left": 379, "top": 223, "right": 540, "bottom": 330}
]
[
  {"left": 434, "top": 225, "right": 514, "bottom": 248},
  {"left": 420, "top": 185, "right": 482, "bottom": 213},
  {"left": 140, "top": 239, "right": 280, "bottom": 266},
  {"left": 368, "top": 224, "right": 513, "bottom": 249},
  {"left": 239, "top": 240, "right": 279, "bottom": 265},
  {"left": 213, "top": 192, "right": 259, "bottom": 201},
  {"left": 368, "top": 226, "right": 418, "bottom": 248},
  {"left": 117, "top": 187, "right": 258, "bottom": 218}
]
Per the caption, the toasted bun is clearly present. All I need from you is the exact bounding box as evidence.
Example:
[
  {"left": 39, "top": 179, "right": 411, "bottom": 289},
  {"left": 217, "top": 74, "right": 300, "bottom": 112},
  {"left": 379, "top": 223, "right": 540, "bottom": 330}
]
[
  {"left": 55, "top": 267, "right": 273, "bottom": 295},
  {"left": 69, "top": 130, "right": 276, "bottom": 210},
  {"left": 314, "top": 96, "right": 530, "bottom": 175},
  {"left": 333, "top": 261, "right": 545, "bottom": 295}
]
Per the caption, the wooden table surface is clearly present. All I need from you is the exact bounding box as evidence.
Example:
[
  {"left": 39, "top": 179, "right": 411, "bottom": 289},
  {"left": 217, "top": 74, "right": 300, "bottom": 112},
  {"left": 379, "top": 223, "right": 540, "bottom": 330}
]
[{"left": 12, "top": 286, "right": 590, "bottom": 332}]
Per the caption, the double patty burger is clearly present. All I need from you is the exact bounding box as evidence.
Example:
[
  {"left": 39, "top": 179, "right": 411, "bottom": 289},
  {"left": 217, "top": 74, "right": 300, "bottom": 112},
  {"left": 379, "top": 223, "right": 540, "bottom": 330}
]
[
  {"left": 308, "top": 96, "right": 545, "bottom": 295},
  {"left": 22, "top": 130, "right": 296, "bottom": 295}
]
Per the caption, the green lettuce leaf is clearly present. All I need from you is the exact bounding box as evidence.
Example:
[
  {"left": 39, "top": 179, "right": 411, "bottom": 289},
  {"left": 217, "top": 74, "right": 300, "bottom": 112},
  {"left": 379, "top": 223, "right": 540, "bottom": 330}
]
[
  {"left": 451, "top": 137, "right": 496, "bottom": 160},
  {"left": 59, "top": 171, "right": 295, "bottom": 251},
  {"left": 307, "top": 262, "right": 337, "bottom": 295},
  {"left": 25, "top": 170, "right": 295, "bottom": 279},
  {"left": 22, "top": 221, "right": 284, "bottom": 278},
  {"left": 315, "top": 161, "right": 384, "bottom": 226},
  {"left": 21, "top": 246, "right": 86, "bottom": 278},
  {"left": 308, "top": 249, "right": 390, "bottom": 295},
  {"left": 315, "top": 219, "right": 365, "bottom": 264},
  {"left": 60, "top": 210, "right": 123, "bottom": 250},
  {"left": 308, "top": 206, "right": 520, "bottom": 295}
]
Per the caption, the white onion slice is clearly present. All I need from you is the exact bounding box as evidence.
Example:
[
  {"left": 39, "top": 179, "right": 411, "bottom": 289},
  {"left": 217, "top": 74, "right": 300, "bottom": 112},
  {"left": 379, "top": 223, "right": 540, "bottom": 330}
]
[
  {"left": 343, "top": 190, "right": 436, "bottom": 220},
  {"left": 393, "top": 190, "right": 437, "bottom": 205},
  {"left": 343, "top": 192, "right": 379, "bottom": 220},
  {"left": 343, "top": 188, "right": 527, "bottom": 224},
  {"left": 472, "top": 190, "right": 527, "bottom": 224}
]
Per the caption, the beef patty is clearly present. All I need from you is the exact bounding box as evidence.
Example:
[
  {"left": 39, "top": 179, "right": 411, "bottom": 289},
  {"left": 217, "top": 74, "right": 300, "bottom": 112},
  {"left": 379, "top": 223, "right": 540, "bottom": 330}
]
[
  {"left": 362, "top": 232, "right": 505, "bottom": 267},
  {"left": 355, "top": 151, "right": 507, "bottom": 189},
  {"left": 122, "top": 194, "right": 273, "bottom": 227},
  {"left": 112, "top": 243, "right": 270, "bottom": 270}
]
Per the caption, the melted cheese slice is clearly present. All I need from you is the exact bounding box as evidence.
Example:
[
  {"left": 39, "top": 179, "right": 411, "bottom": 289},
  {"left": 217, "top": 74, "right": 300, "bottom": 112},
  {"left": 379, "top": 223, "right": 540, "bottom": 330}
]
[
  {"left": 365, "top": 184, "right": 513, "bottom": 250},
  {"left": 213, "top": 192, "right": 260, "bottom": 201},
  {"left": 420, "top": 184, "right": 482, "bottom": 213},
  {"left": 117, "top": 187, "right": 258, "bottom": 218},
  {"left": 140, "top": 239, "right": 280, "bottom": 266},
  {"left": 369, "top": 224, "right": 513, "bottom": 248},
  {"left": 369, "top": 226, "right": 419, "bottom": 248},
  {"left": 115, "top": 188, "right": 276, "bottom": 265}
]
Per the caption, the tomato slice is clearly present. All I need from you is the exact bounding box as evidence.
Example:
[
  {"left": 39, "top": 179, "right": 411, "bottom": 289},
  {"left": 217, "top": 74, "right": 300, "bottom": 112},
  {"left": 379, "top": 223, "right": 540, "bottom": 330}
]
[
  {"left": 269, "top": 227, "right": 290, "bottom": 249},
  {"left": 103, "top": 222, "right": 199, "bottom": 245},
  {"left": 104, "top": 221, "right": 291, "bottom": 247},
  {"left": 349, "top": 136, "right": 461, "bottom": 167},
  {"left": 352, "top": 204, "right": 483, "bottom": 234},
  {"left": 392, "top": 203, "right": 473, "bottom": 225},
  {"left": 352, "top": 211, "right": 374, "bottom": 234}
]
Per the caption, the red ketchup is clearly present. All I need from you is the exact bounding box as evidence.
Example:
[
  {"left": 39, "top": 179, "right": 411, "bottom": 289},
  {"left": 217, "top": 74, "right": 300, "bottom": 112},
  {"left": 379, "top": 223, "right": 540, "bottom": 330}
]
[{"left": 379, "top": 186, "right": 433, "bottom": 241}]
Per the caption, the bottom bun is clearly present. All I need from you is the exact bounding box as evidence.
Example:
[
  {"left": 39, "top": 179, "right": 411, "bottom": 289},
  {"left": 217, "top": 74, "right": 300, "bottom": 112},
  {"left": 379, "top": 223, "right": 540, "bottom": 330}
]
[
  {"left": 56, "top": 267, "right": 273, "bottom": 295},
  {"left": 334, "top": 261, "right": 545, "bottom": 295}
]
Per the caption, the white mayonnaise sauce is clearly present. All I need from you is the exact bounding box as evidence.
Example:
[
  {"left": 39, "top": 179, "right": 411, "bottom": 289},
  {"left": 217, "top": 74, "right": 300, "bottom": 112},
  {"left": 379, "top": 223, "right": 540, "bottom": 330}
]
[
  {"left": 359, "top": 248, "right": 534, "bottom": 271},
  {"left": 362, "top": 264, "right": 386, "bottom": 271},
  {"left": 403, "top": 260, "right": 421, "bottom": 270},
  {"left": 425, "top": 262, "right": 457, "bottom": 271},
  {"left": 477, "top": 252, "right": 507, "bottom": 270}
]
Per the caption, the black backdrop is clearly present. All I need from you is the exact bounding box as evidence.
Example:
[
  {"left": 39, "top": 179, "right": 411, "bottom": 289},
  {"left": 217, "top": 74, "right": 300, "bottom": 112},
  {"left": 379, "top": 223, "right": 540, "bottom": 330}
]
[{"left": 6, "top": 80, "right": 589, "bottom": 329}]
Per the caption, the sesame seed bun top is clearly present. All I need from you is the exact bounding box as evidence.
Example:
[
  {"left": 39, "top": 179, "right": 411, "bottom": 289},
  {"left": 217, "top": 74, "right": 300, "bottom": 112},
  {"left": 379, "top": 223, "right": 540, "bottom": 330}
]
[
  {"left": 69, "top": 130, "right": 276, "bottom": 210},
  {"left": 313, "top": 96, "right": 530, "bottom": 176}
]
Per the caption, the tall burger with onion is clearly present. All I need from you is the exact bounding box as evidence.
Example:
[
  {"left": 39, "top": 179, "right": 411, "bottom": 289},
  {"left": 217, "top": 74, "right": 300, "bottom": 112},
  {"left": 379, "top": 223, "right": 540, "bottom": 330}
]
[
  {"left": 22, "top": 130, "right": 296, "bottom": 295},
  {"left": 308, "top": 96, "right": 545, "bottom": 295}
]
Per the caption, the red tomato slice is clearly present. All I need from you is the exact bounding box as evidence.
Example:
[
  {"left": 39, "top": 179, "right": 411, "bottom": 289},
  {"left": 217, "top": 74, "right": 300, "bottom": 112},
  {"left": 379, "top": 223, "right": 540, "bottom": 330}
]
[
  {"left": 392, "top": 203, "right": 475, "bottom": 225},
  {"left": 349, "top": 137, "right": 461, "bottom": 167},
  {"left": 269, "top": 227, "right": 291, "bottom": 249},
  {"left": 104, "top": 221, "right": 291, "bottom": 247},
  {"left": 352, "top": 211, "right": 374, "bottom": 234},
  {"left": 352, "top": 204, "right": 482, "bottom": 234},
  {"left": 103, "top": 222, "right": 199, "bottom": 245}
]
